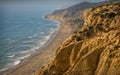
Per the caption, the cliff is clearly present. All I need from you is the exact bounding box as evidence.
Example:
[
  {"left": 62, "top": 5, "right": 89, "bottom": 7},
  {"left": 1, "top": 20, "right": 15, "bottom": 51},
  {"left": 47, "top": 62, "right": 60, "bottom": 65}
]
[
  {"left": 36, "top": 2, "right": 120, "bottom": 75},
  {"left": 46, "top": 2, "right": 109, "bottom": 32}
]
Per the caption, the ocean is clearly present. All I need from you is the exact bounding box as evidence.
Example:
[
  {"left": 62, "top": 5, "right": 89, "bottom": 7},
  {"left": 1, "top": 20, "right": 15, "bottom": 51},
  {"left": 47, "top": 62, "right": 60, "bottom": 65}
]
[
  {"left": 0, "top": 1, "right": 61, "bottom": 72},
  {"left": 0, "top": 0, "right": 106, "bottom": 72}
]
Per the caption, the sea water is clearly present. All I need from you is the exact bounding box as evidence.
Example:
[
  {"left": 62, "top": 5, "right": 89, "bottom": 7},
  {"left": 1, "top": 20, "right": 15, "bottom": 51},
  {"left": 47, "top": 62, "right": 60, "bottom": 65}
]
[{"left": 0, "top": 2, "right": 61, "bottom": 72}]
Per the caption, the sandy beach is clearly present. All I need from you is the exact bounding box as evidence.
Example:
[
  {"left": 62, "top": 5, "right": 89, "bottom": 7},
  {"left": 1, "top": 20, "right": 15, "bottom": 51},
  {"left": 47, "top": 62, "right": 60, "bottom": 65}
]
[{"left": 1, "top": 21, "right": 73, "bottom": 75}]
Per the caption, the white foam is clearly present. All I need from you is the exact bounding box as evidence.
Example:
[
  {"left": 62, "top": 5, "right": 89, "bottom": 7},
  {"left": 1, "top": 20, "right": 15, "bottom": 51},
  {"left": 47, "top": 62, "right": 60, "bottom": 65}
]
[
  {"left": 0, "top": 59, "right": 21, "bottom": 72},
  {"left": 39, "top": 41, "right": 46, "bottom": 46},
  {"left": 24, "top": 40, "right": 34, "bottom": 43},
  {"left": 18, "top": 54, "right": 30, "bottom": 60},
  {"left": 22, "top": 44, "right": 31, "bottom": 47},
  {"left": 19, "top": 50, "right": 30, "bottom": 54},
  {"left": 14, "top": 60, "right": 20, "bottom": 65},
  {"left": 45, "top": 36, "right": 50, "bottom": 40},
  {"left": 40, "top": 32, "right": 44, "bottom": 34},
  {"left": 30, "top": 47, "right": 39, "bottom": 51},
  {"left": 7, "top": 55, "right": 15, "bottom": 58},
  {"left": 50, "top": 28, "right": 54, "bottom": 31},
  {"left": 0, "top": 68, "right": 9, "bottom": 72},
  {"left": 50, "top": 30, "right": 55, "bottom": 34},
  {"left": 28, "top": 33, "right": 40, "bottom": 39}
]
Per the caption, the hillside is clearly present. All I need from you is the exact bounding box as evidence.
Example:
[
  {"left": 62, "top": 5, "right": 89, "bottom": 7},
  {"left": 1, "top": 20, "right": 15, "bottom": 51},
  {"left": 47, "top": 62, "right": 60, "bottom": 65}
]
[
  {"left": 46, "top": 1, "right": 109, "bottom": 32},
  {"left": 36, "top": 2, "right": 120, "bottom": 75}
]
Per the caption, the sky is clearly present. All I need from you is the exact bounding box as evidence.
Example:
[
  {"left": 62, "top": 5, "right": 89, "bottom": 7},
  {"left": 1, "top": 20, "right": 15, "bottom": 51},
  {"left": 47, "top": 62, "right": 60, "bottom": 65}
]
[
  {"left": 0, "top": 0, "right": 107, "bottom": 23},
  {"left": 0, "top": 0, "right": 107, "bottom": 17},
  {"left": 0, "top": 0, "right": 106, "bottom": 10}
]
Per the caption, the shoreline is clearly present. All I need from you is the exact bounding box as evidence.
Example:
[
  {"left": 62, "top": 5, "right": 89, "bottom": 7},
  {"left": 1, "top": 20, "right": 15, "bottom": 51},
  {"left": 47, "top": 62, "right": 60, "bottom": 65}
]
[
  {"left": 0, "top": 17, "right": 60, "bottom": 73},
  {"left": 1, "top": 18, "right": 73, "bottom": 75},
  {"left": 0, "top": 19, "right": 60, "bottom": 73}
]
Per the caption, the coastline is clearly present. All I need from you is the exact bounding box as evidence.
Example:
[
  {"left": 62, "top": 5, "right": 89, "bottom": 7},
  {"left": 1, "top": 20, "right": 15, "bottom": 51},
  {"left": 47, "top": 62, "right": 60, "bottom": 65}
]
[{"left": 1, "top": 18, "right": 73, "bottom": 75}]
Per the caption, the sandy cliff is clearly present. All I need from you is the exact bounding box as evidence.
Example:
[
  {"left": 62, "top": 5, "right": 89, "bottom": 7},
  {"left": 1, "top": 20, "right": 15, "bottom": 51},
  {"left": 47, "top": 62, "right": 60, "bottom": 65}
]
[{"left": 36, "top": 3, "right": 120, "bottom": 75}]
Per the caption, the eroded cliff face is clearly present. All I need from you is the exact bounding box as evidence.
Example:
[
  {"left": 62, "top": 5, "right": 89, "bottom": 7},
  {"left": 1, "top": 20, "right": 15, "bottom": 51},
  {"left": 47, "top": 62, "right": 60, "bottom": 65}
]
[{"left": 36, "top": 3, "right": 120, "bottom": 75}]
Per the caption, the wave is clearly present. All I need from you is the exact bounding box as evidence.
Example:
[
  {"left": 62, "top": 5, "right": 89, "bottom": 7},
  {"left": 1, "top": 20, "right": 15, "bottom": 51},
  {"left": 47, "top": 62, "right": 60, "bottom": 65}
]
[
  {"left": 19, "top": 50, "right": 32, "bottom": 54},
  {"left": 17, "top": 54, "right": 30, "bottom": 60},
  {"left": 45, "top": 36, "right": 50, "bottom": 40},
  {"left": 0, "top": 68, "right": 9, "bottom": 72},
  {"left": 29, "top": 46, "right": 40, "bottom": 51},
  {"left": 40, "top": 32, "right": 44, "bottom": 34},
  {"left": 7, "top": 55, "right": 15, "bottom": 58},
  {"left": 27, "top": 33, "right": 40, "bottom": 39},
  {"left": 16, "top": 49, "right": 35, "bottom": 60},
  {"left": 50, "top": 28, "right": 54, "bottom": 31},
  {"left": 14, "top": 60, "right": 20, "bottom": 66},
  {"left": 24, "top": 40, "right": 34, "bottom": 43},
  {"left": 0, "top": 59, "right": 20, "bottom": 72}
]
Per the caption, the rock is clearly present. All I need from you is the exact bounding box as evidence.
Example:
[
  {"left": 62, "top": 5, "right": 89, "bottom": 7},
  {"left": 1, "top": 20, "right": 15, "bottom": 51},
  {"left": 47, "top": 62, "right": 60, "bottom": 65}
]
[{"left": 36, "top": 2, "right": 120, "bottom": 75}]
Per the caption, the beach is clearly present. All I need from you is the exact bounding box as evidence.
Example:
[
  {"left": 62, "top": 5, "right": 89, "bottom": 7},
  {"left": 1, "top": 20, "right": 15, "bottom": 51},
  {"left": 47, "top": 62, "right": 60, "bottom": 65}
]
[{"left": 2, "top": 20, "right": 73, "bottom": 75}]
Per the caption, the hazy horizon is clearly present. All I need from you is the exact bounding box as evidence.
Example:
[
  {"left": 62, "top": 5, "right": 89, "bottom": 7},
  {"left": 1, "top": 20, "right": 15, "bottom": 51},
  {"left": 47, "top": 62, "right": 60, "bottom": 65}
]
[{"left": 0, "top": 0, "right": 106, "bottom": 9}]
